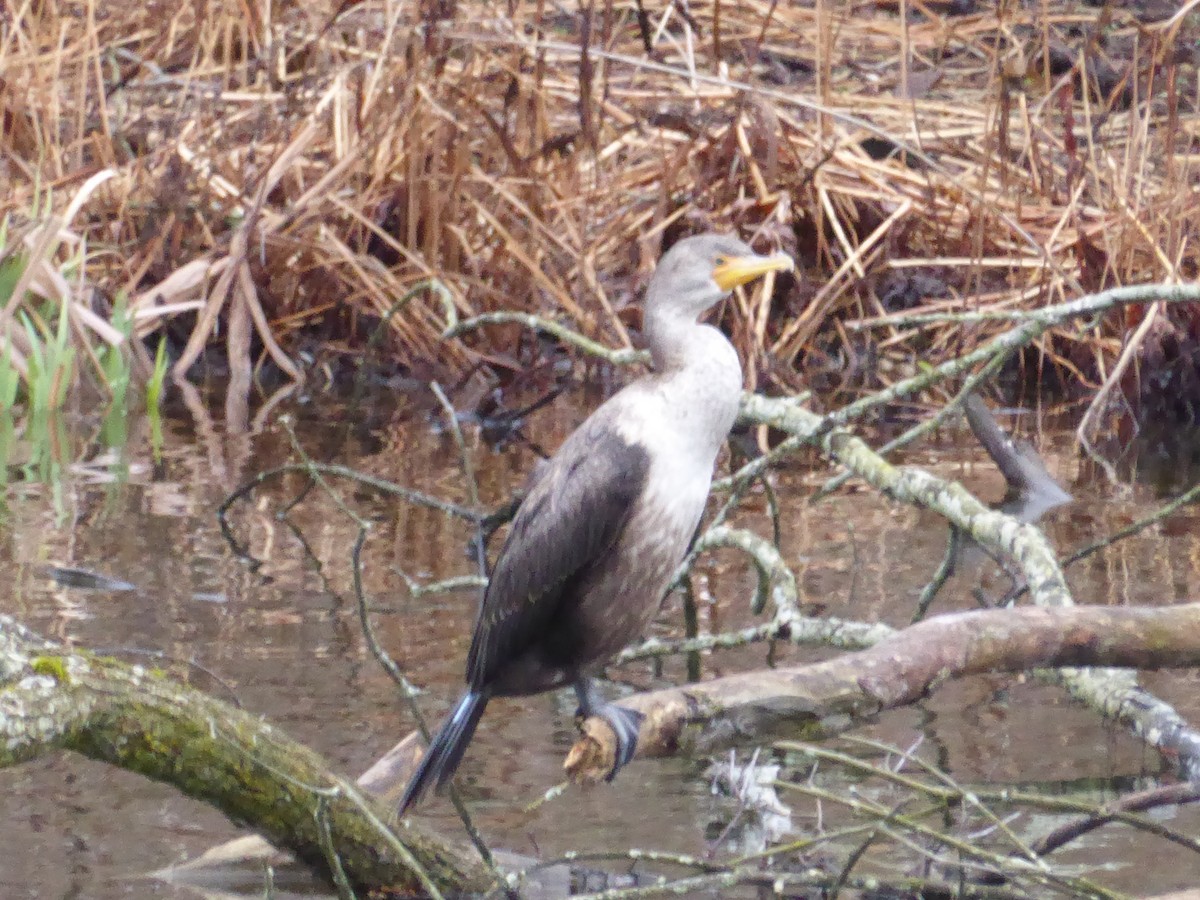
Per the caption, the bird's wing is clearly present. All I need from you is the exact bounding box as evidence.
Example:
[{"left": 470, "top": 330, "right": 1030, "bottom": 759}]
[{"left": 466, "top": 423, "right": 649, "bottom": 689}]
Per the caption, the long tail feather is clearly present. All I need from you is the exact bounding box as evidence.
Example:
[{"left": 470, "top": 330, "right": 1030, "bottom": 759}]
[{"left": 398, "top": 690, "right": 488, "bottom": 815}]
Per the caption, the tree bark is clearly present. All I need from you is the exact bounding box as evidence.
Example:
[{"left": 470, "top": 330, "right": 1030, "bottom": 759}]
[{"left": 0, "top": 615, "right": 493, "bottom": 896}]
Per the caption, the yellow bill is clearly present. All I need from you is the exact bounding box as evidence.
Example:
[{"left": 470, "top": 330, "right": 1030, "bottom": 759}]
[{"left": 712, "top": 251, "right": 795, "bottom": 292}]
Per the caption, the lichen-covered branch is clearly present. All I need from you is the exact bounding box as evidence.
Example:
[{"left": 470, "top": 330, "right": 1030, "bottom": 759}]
[
  {"left": 445, "top": 311, "right": 649, "bottom": 366},
  {"left": 0, "top": 615, "right": 493, "bottom": 896},
  {"left": 626, "top": 523, "right": 891, "bottom": 662},
  {"left": 736, "top": 392, "right": 1200, "bottom": 779}
]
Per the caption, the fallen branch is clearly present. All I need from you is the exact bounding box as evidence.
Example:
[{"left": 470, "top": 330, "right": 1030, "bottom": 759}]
[{"left": 564, "top": 603, "right": 1200, "bottom": 781}]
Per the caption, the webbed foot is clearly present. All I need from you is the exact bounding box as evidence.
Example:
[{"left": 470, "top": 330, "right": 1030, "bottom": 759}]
[
  {"left": 595, "top": 703, "right": 644, "bottom": 778},
  {"left": 574, "top": 678, "right": 645, "bottom": 779}
]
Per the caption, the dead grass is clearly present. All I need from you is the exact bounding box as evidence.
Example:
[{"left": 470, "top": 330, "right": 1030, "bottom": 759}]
[{"left": 1, "top": 0, "right": 1198, "bottom": 398}]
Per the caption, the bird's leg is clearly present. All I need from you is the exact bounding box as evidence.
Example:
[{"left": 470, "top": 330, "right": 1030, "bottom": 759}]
[{"left": 573, "top": 677, "right": 644, "bottom": 780}]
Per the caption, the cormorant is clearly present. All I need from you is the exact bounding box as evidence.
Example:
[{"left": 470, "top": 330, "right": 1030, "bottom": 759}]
[{"left": 399, "top": 233, "right": 794, "bottom": 814}]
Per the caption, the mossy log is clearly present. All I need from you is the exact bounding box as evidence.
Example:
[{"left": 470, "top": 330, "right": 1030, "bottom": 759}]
[{"left": 0, "top": 615, "right": 494, "bottom": 896}]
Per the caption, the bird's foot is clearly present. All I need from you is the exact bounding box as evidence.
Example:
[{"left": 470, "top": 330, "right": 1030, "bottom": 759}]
[
  {"left": 573, "top": 679, "right": 644, "bottom": 779},
  {"left": 592, "top": 702, "right": 644, "bottom": 780}
]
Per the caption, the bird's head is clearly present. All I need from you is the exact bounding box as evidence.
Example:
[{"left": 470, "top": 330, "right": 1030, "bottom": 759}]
[{"left": 646, "top": 233, "right": 794, "bottom": 320}]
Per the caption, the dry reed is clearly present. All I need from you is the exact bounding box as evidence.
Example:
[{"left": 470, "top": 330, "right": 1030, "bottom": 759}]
[{"left": 1, "top": 0, "right": 1197, "bottom": 398}]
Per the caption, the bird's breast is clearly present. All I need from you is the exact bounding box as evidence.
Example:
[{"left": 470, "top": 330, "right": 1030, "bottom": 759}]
[
  {"left": 533, "top": 331, "right": 741, "bottom": 671},
  {"left": 562, "top": 405, "right": 722, "bottom": 667}
]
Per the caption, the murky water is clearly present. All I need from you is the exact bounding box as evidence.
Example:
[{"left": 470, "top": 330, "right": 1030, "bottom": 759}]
[{"left": 2, "top": 387, "right": 1199, "bottom": 898}]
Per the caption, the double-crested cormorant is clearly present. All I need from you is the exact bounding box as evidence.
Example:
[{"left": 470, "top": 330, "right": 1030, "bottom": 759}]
[{"left": 399, "top": 233, "right": 794, "bottom": 814}]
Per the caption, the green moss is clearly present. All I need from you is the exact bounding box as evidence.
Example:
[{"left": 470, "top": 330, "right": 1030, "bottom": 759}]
[{"left": 30, "top": 655, "right": 69, "bottom": 683}]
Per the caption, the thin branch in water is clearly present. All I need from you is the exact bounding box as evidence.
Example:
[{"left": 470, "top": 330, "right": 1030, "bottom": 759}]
[
  {"left": 1000, "top": 478, "right": 1200, "bottom": 607},
  {"left": 353, "top": 279, "right": 451, "bottom": 399},
  {"left": 912, "top": 526, "right": 960, "bottom": 623},
  {"left": 905, "top": 391, "right": 1069, "bottom": 618},
  {"left": 217, "top": 461, "right": 481, "bottom": 563},
  {"left": 829, "top": 283, "right": 1200, "bottom": 433},
  {"left": 817, "top": 737, "right": 1041, "bottom": 864},
  {"left": 1031, "top": 782, "right": 1200, "bottom": 857},
  {"left": 471, "top": 493, "right": 523, "bottom": 564},
  {"left": 279, "top": 417, "right": 370, "bottom": 529},
  {"left": 813, "top": 345, "right": 1014, "bottom": 501},
  {"left": 315, "top": 793, "right": 358, "bottom": 900},
  {"left": 277, "top": 476, "right": 317, "bottom": 518},
  {"left": 616, "top": 623, "right": 775, "bottom": 663},
  {"left": 679, "top": 574, "right": 701, "bottom": 682},
  {"left": 349, "top": 531, "right": 499, "bottom": 876},
  {"left": 844, "top": 520, "right": 860, "bottom": 609},
  {"left": 775, "top": 780, "right": 1110, "bottom": 898},
  {"left": 430, "top": 380, "right": 481, "bottom": 512},
  {"left": 1063, "top": 477, "right": 1200, "bottom": 569},
  {"left": 226, "top": 428, "right": 500, "bottom": 882},
  {"left": 690, "top": 525, "right": 797, "bottom": 617},
  {"left": 279, "top": 515, "right": 353, "bottom": 608},
  {"left": 827, "top": 822, "right": 881, "bottom": 899},
  {"left": 393, "top": 569, "right": 488, "bottom": 599},
  {"left": 430, "top": 380, "right": 485, "bottom": 574},
  {"left": 759, "top": 472, "right": 782, "bottom": 548},
  {"left": 351, "top": 531, "right": 427, "bottom": 725},
  {"left": 444, "top": 310, "right": 649, "bottom": 367},
  {"left": 804, "top": 735, "right": 1200, "bottom": 861},
  {"left": 704, "top": 749, "right": 759, "bottom": 858}
]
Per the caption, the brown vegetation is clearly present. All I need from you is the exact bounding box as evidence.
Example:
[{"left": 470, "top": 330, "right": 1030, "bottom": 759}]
[{"left": 2, "top": 0, "right": 1199, "bottom": 400}]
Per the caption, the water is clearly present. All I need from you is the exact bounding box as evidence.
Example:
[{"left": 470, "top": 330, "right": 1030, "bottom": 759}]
[{"left": 1, "top": 389, "right": 1199, "bottom": 898}]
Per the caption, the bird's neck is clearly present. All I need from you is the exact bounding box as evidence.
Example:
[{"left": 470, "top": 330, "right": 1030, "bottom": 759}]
[
  {"left": 631, "top": 304, "right": 743, "bottom": 464},
  {"left": 644, "top": 305, "right": 710, "bottom": 374}
]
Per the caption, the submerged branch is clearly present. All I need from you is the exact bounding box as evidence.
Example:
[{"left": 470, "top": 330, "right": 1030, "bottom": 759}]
[{"left": 220, "top": 462, "right": 481, "bottom": 527}]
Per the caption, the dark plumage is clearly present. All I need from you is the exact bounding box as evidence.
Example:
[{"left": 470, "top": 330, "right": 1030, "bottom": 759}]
[{"left": 399, "top": 233, "right": 793, "bottom": 815}]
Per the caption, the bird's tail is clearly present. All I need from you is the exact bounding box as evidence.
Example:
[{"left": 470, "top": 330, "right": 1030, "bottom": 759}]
[{"left": 398, "top": 690, "right": 489, "bottom": 815}]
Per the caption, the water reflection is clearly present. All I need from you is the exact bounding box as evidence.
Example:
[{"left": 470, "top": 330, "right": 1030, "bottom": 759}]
[{"left": 0, "top": 389, "right": 1198, "bottom": 897}]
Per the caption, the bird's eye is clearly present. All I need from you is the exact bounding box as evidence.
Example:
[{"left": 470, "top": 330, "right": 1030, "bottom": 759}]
[{"left": 713, "top": 255, "right": 728, "bottom": 267}]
